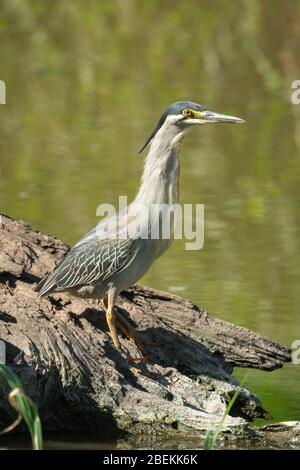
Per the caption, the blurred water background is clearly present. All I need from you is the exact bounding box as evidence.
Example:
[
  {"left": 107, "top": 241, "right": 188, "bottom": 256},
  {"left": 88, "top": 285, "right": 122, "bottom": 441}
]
[{"left": 0, "top": 0, "right": 300, "bottom": 447}]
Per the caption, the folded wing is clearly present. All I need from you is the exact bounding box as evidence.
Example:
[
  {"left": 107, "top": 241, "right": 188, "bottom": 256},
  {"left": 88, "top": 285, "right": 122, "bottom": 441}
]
[{"left": 35, "top": 237, "right": 137, "bottom": 296}]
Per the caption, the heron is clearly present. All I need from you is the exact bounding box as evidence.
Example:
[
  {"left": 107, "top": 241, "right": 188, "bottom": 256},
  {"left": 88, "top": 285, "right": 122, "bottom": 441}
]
[{"left": 36, "top": 101, "right": 245, "bottom": 359}]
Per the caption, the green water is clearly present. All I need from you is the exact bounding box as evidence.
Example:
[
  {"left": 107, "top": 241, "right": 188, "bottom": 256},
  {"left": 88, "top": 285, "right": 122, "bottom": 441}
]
[{"left": 0, "top": 0, "right": 300, "bottom": 440}]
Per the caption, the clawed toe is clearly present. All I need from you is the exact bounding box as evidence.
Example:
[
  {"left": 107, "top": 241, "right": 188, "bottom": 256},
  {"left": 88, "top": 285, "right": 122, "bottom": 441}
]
[{"left": 127, "top": 355, "right": 151, "bottom": 362}]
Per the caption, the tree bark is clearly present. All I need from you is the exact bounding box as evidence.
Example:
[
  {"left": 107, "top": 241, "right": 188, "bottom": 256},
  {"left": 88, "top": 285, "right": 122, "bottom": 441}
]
[{"left": 0, "top": 213, "right": 291, "bottom": 436}]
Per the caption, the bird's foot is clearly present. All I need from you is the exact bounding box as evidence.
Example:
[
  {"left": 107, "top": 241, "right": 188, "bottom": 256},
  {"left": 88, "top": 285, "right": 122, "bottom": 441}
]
[
  {"left": 127, "top": 355, "right": 151, "bottom": 362},
  {"left": 115, "top": 310, "right": 158, "bottom": 355},
  {"left": 117, "top": 321, "right": 157, "bottom": 361},
  {"left": 130, "top": 365, "right": 157, "bottom": 380}
]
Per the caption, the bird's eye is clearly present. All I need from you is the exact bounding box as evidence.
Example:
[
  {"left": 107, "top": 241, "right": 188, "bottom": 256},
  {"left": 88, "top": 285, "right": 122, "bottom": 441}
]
[{"left": 183, "top": 109, "right": 193, "bottom": 118}]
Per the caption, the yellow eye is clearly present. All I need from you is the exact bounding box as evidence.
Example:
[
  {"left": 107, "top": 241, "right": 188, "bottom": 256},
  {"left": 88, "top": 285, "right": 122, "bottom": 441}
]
[{"left": 183, "top": 109, "right": 193, "bottom": 118}]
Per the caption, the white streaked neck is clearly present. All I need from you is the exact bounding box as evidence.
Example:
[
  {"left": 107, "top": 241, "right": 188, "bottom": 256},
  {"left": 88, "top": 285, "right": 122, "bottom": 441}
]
[{"left": 134, "top": 122, "right": 183, "bottom": 207}]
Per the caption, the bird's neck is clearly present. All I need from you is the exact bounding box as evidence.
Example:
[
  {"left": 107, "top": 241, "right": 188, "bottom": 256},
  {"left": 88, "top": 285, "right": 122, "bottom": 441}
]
[{"left": 134, "top": 131, "right": 182, "bottom": 208}]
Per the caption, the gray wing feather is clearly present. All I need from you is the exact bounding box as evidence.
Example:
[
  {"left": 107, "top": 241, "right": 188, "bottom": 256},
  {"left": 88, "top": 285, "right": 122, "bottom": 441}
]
[{"left": 36, "top": 238, "right": 137, "bottom": 296}]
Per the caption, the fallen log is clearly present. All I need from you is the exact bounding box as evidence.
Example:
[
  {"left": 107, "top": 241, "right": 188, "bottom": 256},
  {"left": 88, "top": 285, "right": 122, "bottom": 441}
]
[{"left": 0, "top": 213, "right": 291, "bottom": 436}]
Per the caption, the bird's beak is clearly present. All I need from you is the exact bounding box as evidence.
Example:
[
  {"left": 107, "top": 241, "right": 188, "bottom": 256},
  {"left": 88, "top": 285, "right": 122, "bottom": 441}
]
[{"left": 195, "top": 110, "right": 246, "bottom": 124}]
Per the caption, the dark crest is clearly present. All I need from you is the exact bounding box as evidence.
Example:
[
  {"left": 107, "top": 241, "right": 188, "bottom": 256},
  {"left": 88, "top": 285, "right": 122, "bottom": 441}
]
[{"left": 139, "top": 101, "right": 206, "bottom": 154}]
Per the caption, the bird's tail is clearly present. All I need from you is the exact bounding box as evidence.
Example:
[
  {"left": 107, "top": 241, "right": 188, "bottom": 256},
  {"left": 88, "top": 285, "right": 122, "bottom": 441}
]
[{"left": 35, "top": 272, "right": 57, "bottom": 297}]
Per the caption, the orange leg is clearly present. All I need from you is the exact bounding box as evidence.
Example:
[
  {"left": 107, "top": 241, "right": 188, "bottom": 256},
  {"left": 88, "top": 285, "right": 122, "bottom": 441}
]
[
  {"left": 104, "top": 290, "right": 120, "bottom": 351},
  {"left": 103, "top": 292, "right": 156, "bottom": 361},
  {"left": 115, "top": 311, "right": 146, "bottom": 351},
  {"left": 116, "top": 321, "right": 149, "bottom": 362},
  {"left": 115, "top": 310, "right": 159, "bottom": 362}
]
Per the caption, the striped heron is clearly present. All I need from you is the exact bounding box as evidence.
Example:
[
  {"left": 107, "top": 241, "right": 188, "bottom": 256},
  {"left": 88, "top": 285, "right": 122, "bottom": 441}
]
[{"left": 36, "top": 101, "right": 245, "bottom": 359}]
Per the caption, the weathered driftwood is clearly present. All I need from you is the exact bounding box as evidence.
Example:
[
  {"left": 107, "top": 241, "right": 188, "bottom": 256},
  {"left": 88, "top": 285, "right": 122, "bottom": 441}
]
[{"left": 0, "top": 213, "right": 291, "bottom": 436}]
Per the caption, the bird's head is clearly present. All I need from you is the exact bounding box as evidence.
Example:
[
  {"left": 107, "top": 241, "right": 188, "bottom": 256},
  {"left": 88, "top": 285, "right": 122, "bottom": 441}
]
[{"left": 139, "top": 101, "right": 245, "bottom": 153}]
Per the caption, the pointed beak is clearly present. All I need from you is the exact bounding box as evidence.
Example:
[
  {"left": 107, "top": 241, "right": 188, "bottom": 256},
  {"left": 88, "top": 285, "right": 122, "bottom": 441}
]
[{"left": 198, "top": 110, "right": 246, "bottom": 124}]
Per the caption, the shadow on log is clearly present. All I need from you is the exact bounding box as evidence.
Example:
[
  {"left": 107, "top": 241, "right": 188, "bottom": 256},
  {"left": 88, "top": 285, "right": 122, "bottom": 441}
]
[{"left": 0, "top": 213, "right": 291, "bottom": 436}]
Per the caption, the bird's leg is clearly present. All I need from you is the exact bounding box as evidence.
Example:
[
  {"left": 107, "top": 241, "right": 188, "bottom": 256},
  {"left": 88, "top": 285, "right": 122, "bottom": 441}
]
[
  {"left": 115, "top": 310, "right": 157, "bottom": 362},
  {"left": 103, "top": 292, "right": 153, "bottom": 361},
  {"left": 104, "top": 290, "right": 120, "bottom": 351},
  {"left": 115, "top": 310, "right": 145, "bottom": 352}
]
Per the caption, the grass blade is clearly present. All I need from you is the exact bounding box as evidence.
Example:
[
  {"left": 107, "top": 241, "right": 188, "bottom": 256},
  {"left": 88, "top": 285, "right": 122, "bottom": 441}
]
[
  {"left": 0, "top": 364, "right": 43, "bottom": 450},
  {"left": 203, "top": 373, "right": 249, "bottom": 450}
]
